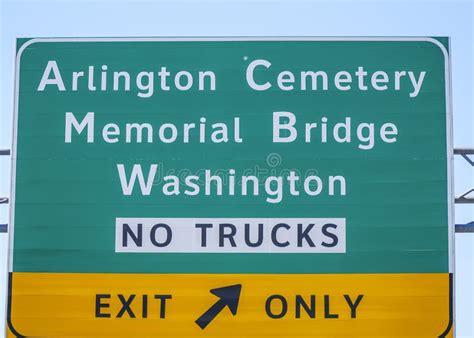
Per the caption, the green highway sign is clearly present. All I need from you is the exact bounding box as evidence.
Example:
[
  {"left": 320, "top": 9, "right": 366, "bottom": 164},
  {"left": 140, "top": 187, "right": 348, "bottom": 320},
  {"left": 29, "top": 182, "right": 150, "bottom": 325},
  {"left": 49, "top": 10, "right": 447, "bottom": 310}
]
[{"left": 7, "top": 37, "right": 454, "bottom": 337}]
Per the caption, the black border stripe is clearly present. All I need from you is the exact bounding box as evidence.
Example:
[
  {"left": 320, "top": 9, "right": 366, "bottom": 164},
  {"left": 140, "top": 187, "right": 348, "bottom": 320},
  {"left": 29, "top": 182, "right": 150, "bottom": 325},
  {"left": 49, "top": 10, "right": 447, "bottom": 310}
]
[
  {"left": 7, "top": 273, "right": 26, "bottom": 338},
  {"left": 439, "top": 273, "right": 454, "bottom": 337}
]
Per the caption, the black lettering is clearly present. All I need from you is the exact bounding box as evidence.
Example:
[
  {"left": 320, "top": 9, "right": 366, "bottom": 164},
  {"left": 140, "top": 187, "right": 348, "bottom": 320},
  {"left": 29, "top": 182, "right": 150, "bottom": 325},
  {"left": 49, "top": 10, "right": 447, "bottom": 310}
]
[
  {"left": 344, "top": 294, "right": 364, "bottom": 318},
  {"left": 295, "top": 295, "right": 315, "bottom": 318},
  {"left": 154, "top": 294, "right": 172, "bottom": 318},
  {"left": 117, "top": 294, "right": 136, "bottom": 318},
  {"left": 122, "top": 223, "right": 142, "bottom": 247},
  {"left": 297, "top": 223, "right": 315, "bottom": 247},
  {"left": 142, "top": 295, "right": 148, "bottom": 318},
  {"left": 219, "top": 223, "right": 237, "bottom": 247},
  {"left": 244, "top": 223, "right": 264, "bottom": 247},
  {"left": 321, "top": 223, "right": 339, "bottom": 247},
  {"left": 265, "top": 295, "right": 288, "bottom": 319},
  {"left": 95, "top": 294, "right": 111, "bottom": 318},
  {"left": 324, "top": 295, "right": 338, "bottom": 319},
  {"left": 150, "top": 223, "right": 172, "bottom": 247},
  {"left": 271, "top": 223, "right": 290, "bottom": 247},
  {"left": 195, "top": 223, "right": 213, "bottom": 247}
]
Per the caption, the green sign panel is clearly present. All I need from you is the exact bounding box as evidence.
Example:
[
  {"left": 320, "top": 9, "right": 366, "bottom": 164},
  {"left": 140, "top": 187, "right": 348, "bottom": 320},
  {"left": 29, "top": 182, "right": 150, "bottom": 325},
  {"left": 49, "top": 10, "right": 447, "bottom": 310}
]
[{"left": 7, "top": 38, "right": 454, "bottom": 338}]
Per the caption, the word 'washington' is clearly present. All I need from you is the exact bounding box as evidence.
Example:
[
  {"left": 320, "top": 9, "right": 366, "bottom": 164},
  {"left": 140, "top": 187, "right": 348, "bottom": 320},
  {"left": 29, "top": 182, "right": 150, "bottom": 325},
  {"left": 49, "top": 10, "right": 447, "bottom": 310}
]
[
  {"left": 38, "top": 59, "right": 427, "bottom": 97},
  {"left": 117, "top": 165, "right": 346, "bottom": 204}
]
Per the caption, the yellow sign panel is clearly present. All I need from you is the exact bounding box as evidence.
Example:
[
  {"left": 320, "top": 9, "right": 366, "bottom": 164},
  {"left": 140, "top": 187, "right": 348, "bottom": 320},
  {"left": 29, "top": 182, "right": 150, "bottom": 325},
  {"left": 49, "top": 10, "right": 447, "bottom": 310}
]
[{"left": 8, "top": 272, "right": 452, "bottom": 337}]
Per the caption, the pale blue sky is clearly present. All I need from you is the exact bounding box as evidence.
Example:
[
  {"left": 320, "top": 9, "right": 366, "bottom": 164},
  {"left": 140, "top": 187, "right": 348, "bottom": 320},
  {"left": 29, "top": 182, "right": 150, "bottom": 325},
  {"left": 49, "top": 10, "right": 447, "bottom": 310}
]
[{"left": 0, "top": 0, "right": 473, "bottom": 336}]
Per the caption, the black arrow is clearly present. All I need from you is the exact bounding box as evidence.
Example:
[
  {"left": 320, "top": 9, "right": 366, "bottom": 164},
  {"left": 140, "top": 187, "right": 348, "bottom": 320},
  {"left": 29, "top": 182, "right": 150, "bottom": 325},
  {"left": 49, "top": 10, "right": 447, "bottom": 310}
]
[{"left": 195, "top": 284, "right": 242, "bottom": 329}]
